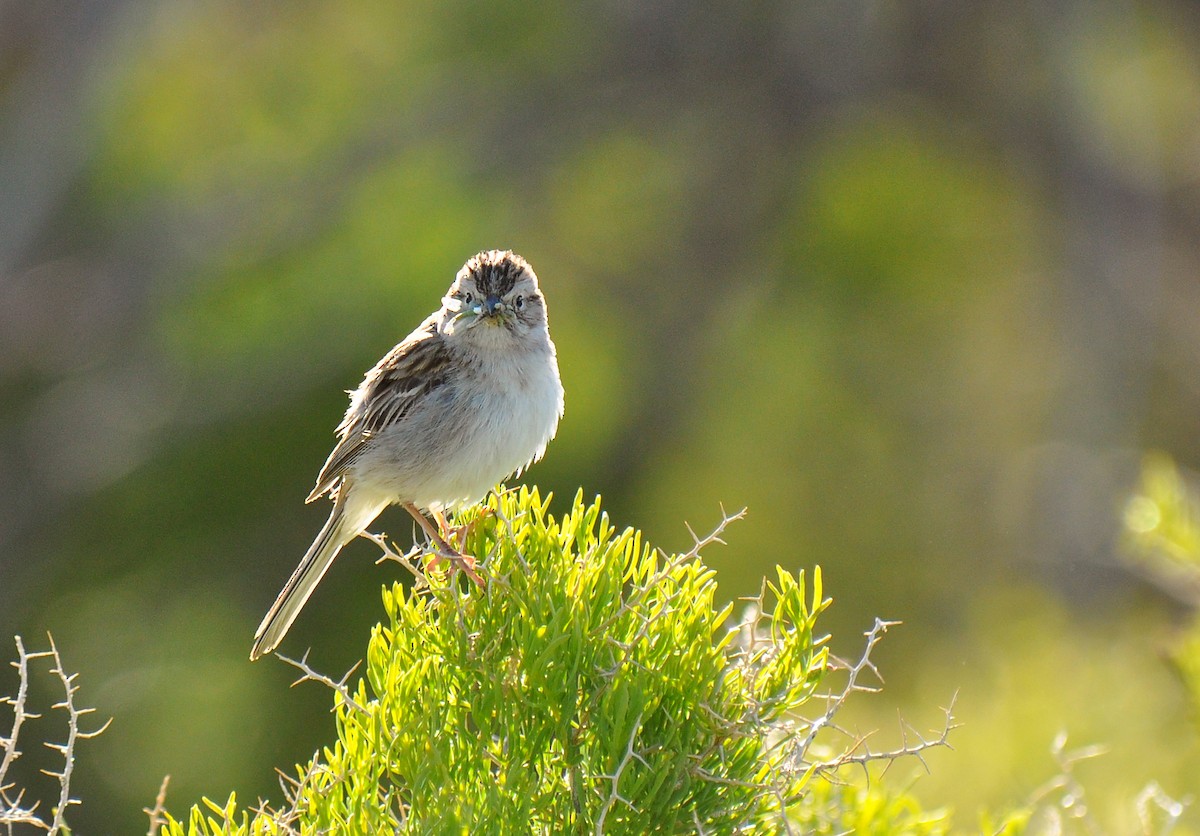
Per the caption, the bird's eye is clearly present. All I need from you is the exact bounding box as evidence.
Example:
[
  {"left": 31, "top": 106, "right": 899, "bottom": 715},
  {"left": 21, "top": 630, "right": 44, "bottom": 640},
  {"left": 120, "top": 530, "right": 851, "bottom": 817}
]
[
  {"left": 514, "top": 296, "right": 524, "bottom": 310},
  {"left": 463, "top": 292, "right": 474, "bottom": 304}
]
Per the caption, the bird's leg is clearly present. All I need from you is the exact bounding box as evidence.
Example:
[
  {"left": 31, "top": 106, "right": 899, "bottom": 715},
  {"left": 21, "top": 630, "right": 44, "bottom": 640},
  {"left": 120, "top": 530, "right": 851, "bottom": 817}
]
[
  {"left": 403, "top": 502, "right": 483, "bottom": 586},
  {"left": 432, "top": 507, "right": 496, "bottom": 548},
  {"left": 431, "top": 509, "right": 453, "bottom": 539}
]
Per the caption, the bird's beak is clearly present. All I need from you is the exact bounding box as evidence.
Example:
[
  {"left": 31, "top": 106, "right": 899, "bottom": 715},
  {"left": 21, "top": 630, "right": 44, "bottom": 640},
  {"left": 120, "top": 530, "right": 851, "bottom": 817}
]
[{"left": 482, "top": 294, "right": 503, "bottom": 317}]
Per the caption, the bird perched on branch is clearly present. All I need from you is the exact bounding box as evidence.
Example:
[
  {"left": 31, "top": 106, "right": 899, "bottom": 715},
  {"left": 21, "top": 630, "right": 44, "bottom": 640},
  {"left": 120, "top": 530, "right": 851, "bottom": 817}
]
[{"left": 251, "top": 250, "right": 564, "bottom": 660}]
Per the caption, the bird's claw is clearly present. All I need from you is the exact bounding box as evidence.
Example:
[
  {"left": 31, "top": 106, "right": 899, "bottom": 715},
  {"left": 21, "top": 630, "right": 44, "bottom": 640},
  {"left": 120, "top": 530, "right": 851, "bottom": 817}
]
[
  {"left": 434, "top": 507, "right": 496, "bottom": 550},
  {"left": 426, "top": 548, "right": 484, "bottom": 587}
]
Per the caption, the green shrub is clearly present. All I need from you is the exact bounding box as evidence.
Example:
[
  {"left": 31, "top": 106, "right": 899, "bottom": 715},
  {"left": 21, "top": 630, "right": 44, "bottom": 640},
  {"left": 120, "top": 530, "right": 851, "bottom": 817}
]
[{"left": 163, "top": 487, "right": 952, "bottom": 834}]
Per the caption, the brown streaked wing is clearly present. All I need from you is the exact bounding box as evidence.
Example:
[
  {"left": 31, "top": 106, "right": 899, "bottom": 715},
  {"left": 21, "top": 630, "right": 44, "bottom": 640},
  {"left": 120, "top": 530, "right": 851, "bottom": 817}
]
[{"left": 306, "top": 319, "right": 452, "bottom": 502}]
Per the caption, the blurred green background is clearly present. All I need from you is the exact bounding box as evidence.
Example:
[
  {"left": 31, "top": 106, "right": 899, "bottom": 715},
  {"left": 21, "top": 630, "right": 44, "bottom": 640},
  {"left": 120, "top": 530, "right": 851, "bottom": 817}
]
[{"left": 3, "top": 1, "right": 1200, "bottom": 830}]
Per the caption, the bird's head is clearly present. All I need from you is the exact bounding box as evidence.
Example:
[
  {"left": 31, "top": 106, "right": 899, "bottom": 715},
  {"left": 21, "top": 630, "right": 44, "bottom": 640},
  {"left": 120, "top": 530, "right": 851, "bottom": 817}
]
[{"left": 442, "top": 250, "right": 547, "bottom": 341}]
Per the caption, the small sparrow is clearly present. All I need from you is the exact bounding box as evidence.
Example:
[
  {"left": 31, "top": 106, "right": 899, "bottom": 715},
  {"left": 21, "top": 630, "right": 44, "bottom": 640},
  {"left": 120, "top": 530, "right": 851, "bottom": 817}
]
[{"left": 250, "top": 250, "right": 564, "bottom": 660}]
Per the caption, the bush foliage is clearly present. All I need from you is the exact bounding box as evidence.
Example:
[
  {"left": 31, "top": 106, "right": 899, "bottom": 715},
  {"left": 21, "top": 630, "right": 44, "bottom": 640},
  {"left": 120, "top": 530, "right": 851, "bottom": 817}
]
[{"left": 159, "top": 488, "right": 947, "bottom": 834}]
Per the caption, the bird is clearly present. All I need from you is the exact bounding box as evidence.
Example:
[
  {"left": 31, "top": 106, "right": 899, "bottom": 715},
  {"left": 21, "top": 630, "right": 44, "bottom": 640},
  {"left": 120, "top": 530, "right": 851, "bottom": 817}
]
[{"left": 250, "top": 250, "right": 564, "bottom": 661}]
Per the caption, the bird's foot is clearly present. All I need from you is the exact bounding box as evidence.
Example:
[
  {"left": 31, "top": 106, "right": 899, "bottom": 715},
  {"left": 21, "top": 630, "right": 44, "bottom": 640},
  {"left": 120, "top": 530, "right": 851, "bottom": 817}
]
[
  {"left": 426, "top": 547, "right": 484, "bottom": 587},
  {"left": 403, "top": 501, "right": 486, "bottom": 588},
  {"left": 433, "top": 507, "right": 496, "bottom": 549}
]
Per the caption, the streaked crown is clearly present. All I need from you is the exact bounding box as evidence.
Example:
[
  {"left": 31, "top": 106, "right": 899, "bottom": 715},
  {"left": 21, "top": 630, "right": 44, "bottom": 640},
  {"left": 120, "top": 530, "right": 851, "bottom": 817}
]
[{"left": 457, "top": 250, "right": 537, "bottom": 296}]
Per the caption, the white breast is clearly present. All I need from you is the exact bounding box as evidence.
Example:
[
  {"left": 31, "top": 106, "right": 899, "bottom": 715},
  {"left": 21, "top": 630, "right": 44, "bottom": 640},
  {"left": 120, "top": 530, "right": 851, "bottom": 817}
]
[{"left": 380, "top": 339, "right": 563, "bottom": 512}]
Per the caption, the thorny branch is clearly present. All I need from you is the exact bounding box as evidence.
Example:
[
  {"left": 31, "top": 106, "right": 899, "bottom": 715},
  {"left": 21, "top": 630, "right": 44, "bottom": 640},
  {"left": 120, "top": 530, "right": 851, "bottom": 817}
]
[
  {"left": 683, "top": 505, "right": 747, "bottom": 559},
  {"left": 363, "top": 530, "right": 430, "bottom": 592},
  {"left": 728, "top": 605, "right": 958, "bottom": 817},
  {"left": 593, "top": 712, "right": 647, "bottom": 835},
  {"left": 277, "top": 650, "right": 369, "bottom": 715},
  {"left": 809, "top": 696, "right": 958, "bottom": 780},
  {"left": 1017, "top": 734, "right": 1192, "bottom": 835},
  {"left": 788, "top": 618, "right": 958, "bottom": 787},
  {"left": 792, "top": 617, "right": 904, "bottom": 760},
  {"left": 1, "top": 636, "right": 46, "bottom": 827},
  {"left": 144, "top": 775, "right": 170, "bottom": 836},
  {"left": 599, "top": 506, "right": 747, "bottom": 642},
  {"left": 1027, "top": 731, "right": 1109, "bottom": 810},
  {"left": 1136, "top": 782, "right": 1190, "bottom": 836},
  {"left": 1, "top": 634, "right": 110, "bottom": 835},
  {"left": 247, "top": 756, "right": 349, "bottom": 835}
]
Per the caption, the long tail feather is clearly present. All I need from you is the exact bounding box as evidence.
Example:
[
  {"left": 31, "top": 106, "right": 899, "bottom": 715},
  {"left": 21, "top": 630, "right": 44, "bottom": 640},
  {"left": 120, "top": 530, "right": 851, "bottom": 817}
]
[{"left": 250, "top": 498, "right": 350, "bottom": 661}]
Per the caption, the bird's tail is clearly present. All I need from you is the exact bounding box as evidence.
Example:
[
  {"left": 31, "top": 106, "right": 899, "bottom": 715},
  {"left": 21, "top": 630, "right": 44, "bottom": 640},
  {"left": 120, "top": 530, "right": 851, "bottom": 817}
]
[{"left": 250, "top": 492, "right": 357, "bottom": 661}]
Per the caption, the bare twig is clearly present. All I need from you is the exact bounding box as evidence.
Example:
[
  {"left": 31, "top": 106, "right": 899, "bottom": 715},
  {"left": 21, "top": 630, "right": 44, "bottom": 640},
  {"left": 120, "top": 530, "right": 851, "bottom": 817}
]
[
  {"left": 1135, "top": 781, "right": 1190, "bottom": 836},
  {"left": 735, "top": 615, "right": 961, "bottom": 825},
  {"left": 41, "top": 634, "right": 113, "bottom": 833},
  {"left": 362, "top": 530, "right": 429, "bottom": 591},
  {"left": 268, "top": 758, "right": 339, "bottom": 833},
  {"left": 2, "top": 636, "right": 48, "bottom": 823},
  {"left": 240, "top": 754, "right": 355, "bottom": 835},
  {"left": 1, "top": 634, "right": 109, "bottom": 835},
  {"left": 144, "top": 775, "right": 170, "bottom": 836},
  {"left": 683, "top": 505, "right": 747, "bottom": 559},
  {"left": 810, "top": 694, "right": 958, "bottom": 777},
  {"left": 276, "top": 650, "right": 368, "bottom": 715},
  {"left": 790, "top": 618, "right": 900, "bottom": 760},
  {"left": 1006, "top": 737, "right": 1192, "bottom": 836},
  {"left": 597, "top": 507, "right": 746, "bottom": 643},
  {"left": 593, "top": 712, "right": 647, "bottom": 834}
]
